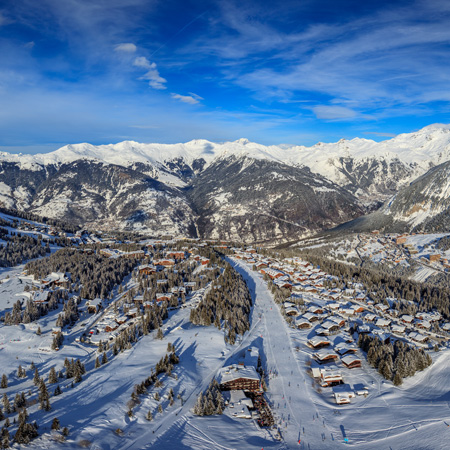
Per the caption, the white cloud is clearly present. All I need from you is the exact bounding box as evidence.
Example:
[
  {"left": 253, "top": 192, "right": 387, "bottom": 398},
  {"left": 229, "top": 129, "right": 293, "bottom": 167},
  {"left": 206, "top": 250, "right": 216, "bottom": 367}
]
[
  {"left": 114, "top": 43, "right": 137, "bottom": 53},
  {"left": 171, "top": 92, "right": 203, "bottom": 104},
  {"left": 133, "top": 56, "right": 166, "bottom": 90},
  {"left": 312, "top": 105, "right": 357, "bottom": 121}
]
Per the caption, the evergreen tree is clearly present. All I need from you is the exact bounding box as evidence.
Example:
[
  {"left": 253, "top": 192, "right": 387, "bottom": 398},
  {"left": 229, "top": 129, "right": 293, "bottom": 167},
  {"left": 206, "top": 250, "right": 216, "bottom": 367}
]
[
  {"left": 146, "top": 410, "right": 153, "bottom": 421},
  {"left": 101, "top": 352, "right": 108, "bottom": 365},
  {"left": 393, "top": 372, "right": 403, "bottom": 386},
  {"left": 0, "top": 375, "right": 7, "bottom": 389},
  {"left": 32, "top": 369, "right": 40, "bottom": 386},
  {"left": 51, "top": 418, "right": 60, "bottom": 431},
  {"left": 54, "top": 385, "right": 62, "bottom": 396},
  {"left": 48, "top": 367, "right": 58, "bottom": 384},
  {"left": 2, "top": 394, "right": 10, "bottom": 414},
  {"left": 95, "top": 357, "right": 101, "bottom": 369}
]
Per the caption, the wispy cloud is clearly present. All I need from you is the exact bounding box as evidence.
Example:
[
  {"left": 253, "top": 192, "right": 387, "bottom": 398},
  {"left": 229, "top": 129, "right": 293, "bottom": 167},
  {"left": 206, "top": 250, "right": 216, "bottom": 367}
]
[
  {"left": 312, "top": 105, "right": 357, "bottom": 121},
  {"left": 171, "top": 92, "right": 203, "bottom": 104},
  {"left": 115, "top": 43, "right": 137, "bottom": 53},
  {"left": 133, "top": 56, "right": 166, "bottom": 90}
]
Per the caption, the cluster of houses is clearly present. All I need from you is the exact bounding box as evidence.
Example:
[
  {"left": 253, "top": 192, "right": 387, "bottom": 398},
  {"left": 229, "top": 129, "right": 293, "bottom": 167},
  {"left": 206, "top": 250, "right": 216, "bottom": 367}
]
[{"left": 344, "top": 232, "right": 450, "bottom": 271}]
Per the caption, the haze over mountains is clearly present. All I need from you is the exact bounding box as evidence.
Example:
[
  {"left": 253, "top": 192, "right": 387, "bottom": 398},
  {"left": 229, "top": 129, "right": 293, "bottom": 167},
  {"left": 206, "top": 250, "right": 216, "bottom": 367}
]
[{"left": 1, "top": 123, "right": 450, "bottom": 242}]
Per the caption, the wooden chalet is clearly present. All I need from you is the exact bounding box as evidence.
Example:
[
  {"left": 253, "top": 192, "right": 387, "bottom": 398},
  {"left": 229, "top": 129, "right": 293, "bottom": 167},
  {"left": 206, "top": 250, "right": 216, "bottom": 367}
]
[
  {"left": 314, "top": 349, "right": 339, "bottom": 364},
  {"left": 138, "top": 264, "right": 156, "bottom": 275},
  {"left": 341, "top": 354, "right": 362, "bottom": 369}
]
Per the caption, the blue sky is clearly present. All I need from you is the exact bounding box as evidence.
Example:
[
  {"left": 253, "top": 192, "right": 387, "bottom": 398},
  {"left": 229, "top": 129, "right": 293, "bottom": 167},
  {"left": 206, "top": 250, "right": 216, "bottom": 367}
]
[{"left": 1, "top": 0, "right": 450, "bottom": 153}]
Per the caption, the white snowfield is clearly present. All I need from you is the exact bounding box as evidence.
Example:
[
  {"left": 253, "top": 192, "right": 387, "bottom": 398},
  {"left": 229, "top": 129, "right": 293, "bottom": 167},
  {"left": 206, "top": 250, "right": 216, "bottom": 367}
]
[
  {"left": 2, "top": 257, "right": 450, "bottom": 449},
  {"left": 2, "top": 123, "right": 450, "bottom": 187}
]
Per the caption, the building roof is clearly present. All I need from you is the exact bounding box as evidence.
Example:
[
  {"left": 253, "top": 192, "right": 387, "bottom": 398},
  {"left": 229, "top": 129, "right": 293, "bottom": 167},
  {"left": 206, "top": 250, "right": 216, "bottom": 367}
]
[{"left": 217, "top": 364, "right": 260, "bottom": 385}]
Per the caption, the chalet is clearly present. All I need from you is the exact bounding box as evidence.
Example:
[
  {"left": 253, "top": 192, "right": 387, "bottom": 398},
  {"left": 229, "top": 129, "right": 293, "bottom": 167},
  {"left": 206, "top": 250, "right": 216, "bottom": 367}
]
[
  {"left": 408, "top": 331, "right": 428, "bottom": 343},
  {"left": 307, "top": 336, "right": 330, "bottom": 349},
  {"left": 375, "top": 303, "right": 389, "bottom": 312},
  {"left": 318, "top": 369, "right": 344, "bottom": 387},
  {"left": 41, "top": 272, "right": 69, "bottom": 287},
  {"left": 314, "top": 349, "right": 339, "bottom": 364},
  {"left": 329, "top": 316, "right": 346, "bottom": 327},
  {"left": 87, "top": 298, "right": 102, "bottom": 314},
  {"left": 341, "top": 354, "right": 362, "bottom": 369},
  {"left": 122, "top": 250, "right": 146, "bottom": 259},
  {"left": 166, "top": 251, "right": 185, "bottom": 259},
  {"left": 415, "top": 320, "right": 431, "bottom": 330},
  {"left": 334, "top": 393, "right": 352, "bottom": 405},
  {"left": 375, "top": 318, "right": 391, "bottom": 328},
  {"left": 295, "top": 318, "right": 312, "bottom": 329},
  {"left": 262, "top": 268, "right": 285, "bottom": 280},
  {"left": 217, "top": 365, "right": 261, "bottom": 392},
  {"left": 401, "top": 314, "right": 414, "bottom": 324},
  {"left": 391, "top": 324, "right": 406, "bottom": 334},
  {"left": 428, "top": 254, "right": 441, "bottom": 262},
  {"left": 138, "top": 264, "right": 157, "bottom": 275},
  {"left": 308, "top": 305, "right": 324, "bottom": 314},
  {"left": 200, "top": 257, "right": 210, "bottom": 266},
  {"left": 275, "top": 280, "right": 292, "bottom": 290},
  {"left": 335, "top": 343, "right": 358, "bottom": 356},
  {"left": 154, "top": 259, "right": 176, "bottom": 267},
  {"left": 156, "top": 293, "right": 172, "bottom": 302},
  {"left": 285, "top": 306, "right": 300, "bottom": 317},
  {"left": 33, "top": 290, "right": 50, "bottom": 303},
  {"left": 303, "top": 312, "right": 320, "bottom": 323},
  {"left": 317, "top": 320, "right": 340, "bottom": 334}
]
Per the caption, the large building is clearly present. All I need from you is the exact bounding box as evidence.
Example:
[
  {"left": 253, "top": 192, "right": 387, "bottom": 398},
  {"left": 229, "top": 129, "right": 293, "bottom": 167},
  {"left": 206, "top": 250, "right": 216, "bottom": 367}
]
[{"left": 217, "top": 365, "right": 261, "bottom": 392}]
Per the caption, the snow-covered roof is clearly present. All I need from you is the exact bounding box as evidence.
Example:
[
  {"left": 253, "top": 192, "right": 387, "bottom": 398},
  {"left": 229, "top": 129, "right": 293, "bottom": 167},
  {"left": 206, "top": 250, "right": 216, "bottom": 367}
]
[{"left": 217, "top": 365, "right": 260, "bottom": 385}]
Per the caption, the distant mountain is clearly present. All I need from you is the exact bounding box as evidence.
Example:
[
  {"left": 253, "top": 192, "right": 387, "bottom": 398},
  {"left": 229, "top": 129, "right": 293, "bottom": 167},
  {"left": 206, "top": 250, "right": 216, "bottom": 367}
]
[
  {"left": 187, "top": 155, "right": 363, "bottom": 243},
  {"left": 1, "top": 123, "right": 450, "bottom": 241}
]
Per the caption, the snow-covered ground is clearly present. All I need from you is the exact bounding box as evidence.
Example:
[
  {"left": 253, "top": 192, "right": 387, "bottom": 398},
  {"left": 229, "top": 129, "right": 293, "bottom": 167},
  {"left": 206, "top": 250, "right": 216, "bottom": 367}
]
[{"left": 2, "top": 255, "right": 450, "bottom": 449}]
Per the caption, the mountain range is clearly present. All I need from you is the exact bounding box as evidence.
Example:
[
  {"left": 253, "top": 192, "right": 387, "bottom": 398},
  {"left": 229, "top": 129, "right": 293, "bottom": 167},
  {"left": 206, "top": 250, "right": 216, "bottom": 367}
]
[{"left": 1, "top": 123, "right": 450, "bottom": 242}]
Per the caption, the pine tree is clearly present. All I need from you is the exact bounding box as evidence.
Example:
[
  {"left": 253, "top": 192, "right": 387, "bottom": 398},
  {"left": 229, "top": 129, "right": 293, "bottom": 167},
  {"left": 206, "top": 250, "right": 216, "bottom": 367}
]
[
  {"left": 95, "top": 357, "right": 101, "bottom": 369},
  {"left": 101, "top": 352, "right": 108, "bottom": 365},
  {"left": 158, "top": 404, "right": 163, "bottom": 414},
  {"left": 146, "top": 410, "right": 153, "bottom": 421},
  {"left": 156, "top": 328, "right": 164, "bottom": 340},
  {"left": 0, "top": 375, "right": 7, "bottom": 389},
  {"left": 33, "top": 369, "right": 40, "bottom": 386},
  {"left": 2, "top": 394, "right": 10, "bottom": 414},
  {"left": 51, "top": 418, "right": 60, "bottom": 431},
  {"left": 393, "top": 372, "right": 403, "bottom": 386},
  {"left": 54, "top": 385, "right": 62, "bottom": 396},
  {"left": 48, "top": 367, "right": 57, "bottom": 384},
  {"left": 38, "top": 381, "right": 51, "bottom": 411},
  {"left": 36, "top": 327, "right": 41, "bottom": 336},
  {"left": 1, "top": 427, "right": 9, "bottom": 449}
]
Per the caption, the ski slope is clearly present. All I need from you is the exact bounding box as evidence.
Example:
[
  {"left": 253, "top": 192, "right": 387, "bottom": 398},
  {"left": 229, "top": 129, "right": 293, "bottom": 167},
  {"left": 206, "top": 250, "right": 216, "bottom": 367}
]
[{"left": 3, "top": 256, "right": 450, "bottom": 449}]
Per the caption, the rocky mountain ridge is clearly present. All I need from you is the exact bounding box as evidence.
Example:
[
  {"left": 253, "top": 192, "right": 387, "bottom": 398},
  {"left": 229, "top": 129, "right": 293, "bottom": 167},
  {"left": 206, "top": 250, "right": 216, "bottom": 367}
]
[{"left": 1, "top": 123, "right": 450, "bottom": 241}]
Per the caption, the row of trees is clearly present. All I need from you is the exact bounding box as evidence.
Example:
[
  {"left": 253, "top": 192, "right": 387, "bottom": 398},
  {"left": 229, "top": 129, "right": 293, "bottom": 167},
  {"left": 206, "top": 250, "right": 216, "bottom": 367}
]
[
  {"left": 25, "top": 248, "right": 138, "bottom": 300},
  {"left": 127, "top": 347, "right": 180, "bottom": 418},
  {"left": 190, "top": 260, "right": 252, "bottom": 344},
  {"left": 357, "top": 333, "right": 432, "bottom": 385},
  {"left": 2, "top": 290, "right": 66, "bottom": 326},
  {"left": 0, "top": 232, "right": 50, "bottom": 267},
  {"left": 193, "top": 379, "right": 224, "bottom": 416}
]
